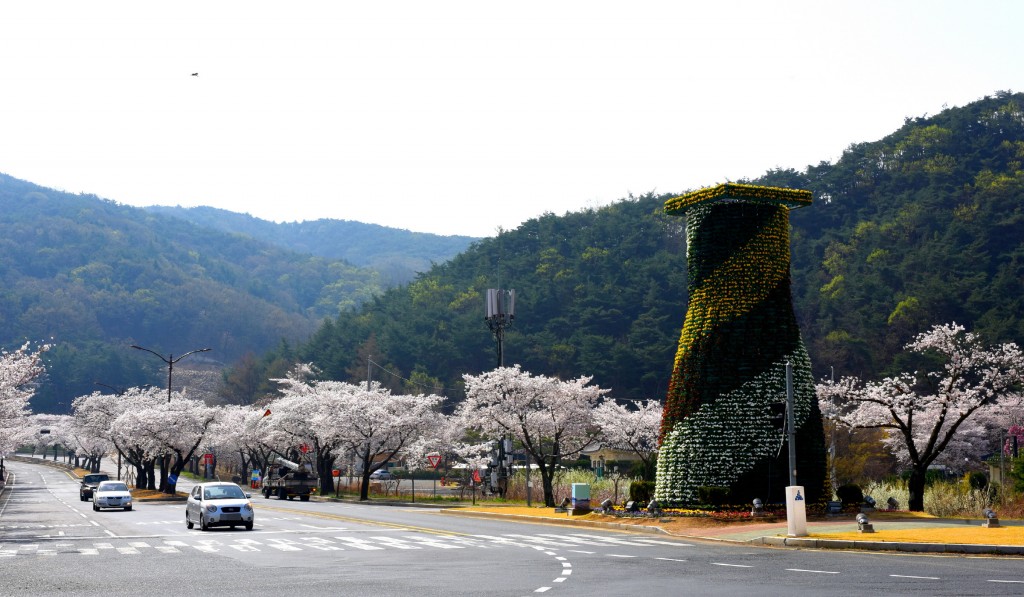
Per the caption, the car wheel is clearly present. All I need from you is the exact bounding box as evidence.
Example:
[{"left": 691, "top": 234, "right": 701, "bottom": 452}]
[
  {"left": 263, "top": 488, "right": 270, "bottom": 499},
  {"left": 186, "top": 512, "right": 194, "bottom": 529},
  {"left": 277, "top": 488, "right": 287, "bottom": 500},
  {"left": 200, "top": 514, "right": 209, "bottom": 531},
  {"left": 300, "top": 494, "right": 310, "bottom": 502},
  {"left": 125, "top": 505, "right": 132, "bottom": 511},
  {"left": 80, "top": 494, "right": 86, "bottom": 502},
  {"left": 93, "top": 503, "right": 99, "bottom": 511},
  {"left": 245, "top": 521, "right": 253, "bottom": 531}
]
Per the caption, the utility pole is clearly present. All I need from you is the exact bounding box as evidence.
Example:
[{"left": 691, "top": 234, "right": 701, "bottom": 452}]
[
  {"left": 787, "top": 361, "right": 796, "bottom": 486},
  {"left": 784, "top": 360, "right": 807, "bottom": 537}
]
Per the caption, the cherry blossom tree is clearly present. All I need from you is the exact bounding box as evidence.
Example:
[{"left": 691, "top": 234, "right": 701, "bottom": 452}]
[
  {"left": 0, "top": 342, "right": 48, "bottom": 460},
  {"left": 460, "top": 366, "right": 607, "bottom": 507},
  {"left": 330, "top": 383, "right": 442, "bottom": 501},
  {"left": 76, "top": 387, "right": 165, "bottom": 489},
  {"left": 210, "top": 404, "right": 280, "bottom": 485},
  {"left": 268, "top": 377, "right": 352, "bottom": 495},
  {"left": 817, "top": 323, "right": 1024, "bottom": 511},
  {"left": 271, "top": 373, "right": 443, "bottom": 500},
  {"left": 146, "top": 396, "right": 220, "bottom": 494},
  {"left": 27, "top": 414, "right": 73, "bottom": 463},
  {"left": 593, "top": 398, "right": 662, "bottom": 479}
]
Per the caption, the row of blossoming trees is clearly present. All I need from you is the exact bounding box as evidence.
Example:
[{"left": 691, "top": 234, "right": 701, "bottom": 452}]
[
  {"left": 9, "top": 363, "right": 661, "bottom": 507},
  {"left": 0, "top": 343, "right": 49, "bottom": 468}
]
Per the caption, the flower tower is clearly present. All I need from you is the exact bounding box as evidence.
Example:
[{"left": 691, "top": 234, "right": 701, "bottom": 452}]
[{"left": 655, "top": 183, "right": 826, "bottom": 506}]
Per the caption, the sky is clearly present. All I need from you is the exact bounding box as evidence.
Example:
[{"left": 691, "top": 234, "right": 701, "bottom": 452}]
[{"left": 1, "top": 1, "right": 1022, "bottom": 238}]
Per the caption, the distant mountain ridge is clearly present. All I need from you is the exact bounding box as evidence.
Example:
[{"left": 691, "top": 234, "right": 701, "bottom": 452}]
[
  {"left": 144, "top": 205, "right": 479, "bottom": 285},
  {"left": 0, "top": 172, "right": 431, "bottom": 411}
]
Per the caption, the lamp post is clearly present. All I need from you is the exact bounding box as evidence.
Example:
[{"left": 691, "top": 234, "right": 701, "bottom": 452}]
[{"left": 130, "top": 345, "right": 211, "bottom": 402}]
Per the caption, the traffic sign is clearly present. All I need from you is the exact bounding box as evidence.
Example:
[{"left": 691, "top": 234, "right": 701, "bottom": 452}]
[
  {"left": 202, "top": 453, "right": 214, "bottom": 465},
  {"left": 427, "top": 454, "right": 442, "bottom": 469}
]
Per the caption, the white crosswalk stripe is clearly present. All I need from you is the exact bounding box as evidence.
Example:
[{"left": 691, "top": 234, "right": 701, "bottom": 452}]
[{"left": 0, "top": 531, "right": 691, "bottom": 558}]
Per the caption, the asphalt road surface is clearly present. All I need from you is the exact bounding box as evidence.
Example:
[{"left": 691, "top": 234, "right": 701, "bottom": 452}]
[{"left": 2, "top": 459, "right": 1023, "bottom": 596}]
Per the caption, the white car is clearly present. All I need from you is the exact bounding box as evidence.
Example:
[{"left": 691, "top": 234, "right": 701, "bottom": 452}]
[
  {"left": 186, "top": 482, "right": 254, "bottom": 531},
  {"left": 369, "top": 469, "right": 393, "bottom": 480},
  {"left": 92, "top": 481, "right": 133, "bottom": 511}
]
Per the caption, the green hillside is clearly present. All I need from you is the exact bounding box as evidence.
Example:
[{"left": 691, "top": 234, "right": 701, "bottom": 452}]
[
  {"left": 280, "top": 91, "right": 1024, "bottom": 402},
  {"left": 0, "top": 174, "right": 384, "bottom": 411}
]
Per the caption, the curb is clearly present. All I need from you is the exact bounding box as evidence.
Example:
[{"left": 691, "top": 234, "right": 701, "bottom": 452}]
[
  {"left": 751, "top": 535, "right": 1024, "bottom": 555},
  {"left": 437, "top": 509, "right": 1024, "bottom": 556}
]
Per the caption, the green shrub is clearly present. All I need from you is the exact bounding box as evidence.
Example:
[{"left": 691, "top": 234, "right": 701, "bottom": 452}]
[
  {"left": 697, "top": 486, "right": 730, "bottom": 506},
  {"left": 836, "top": 483, "right": 863, "bottom": 506},
  {"left": 629, "top": 481, "right": 655, "bottom": 503},
  {"left": 967, "top": 471, "right": 988, "bottom": 491}
]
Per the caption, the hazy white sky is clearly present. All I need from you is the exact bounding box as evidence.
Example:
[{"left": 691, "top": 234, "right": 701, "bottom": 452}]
[{"left": 1, "top": 1, "right": 1022, "bottom": 237}]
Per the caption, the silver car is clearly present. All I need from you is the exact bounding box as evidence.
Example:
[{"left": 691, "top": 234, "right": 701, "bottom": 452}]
[
  {"left": 186, "top": 482, "right": 254, "bottom": 531},
  {"left": 92, "top": 481, "right": 133, "bottom": 511}
]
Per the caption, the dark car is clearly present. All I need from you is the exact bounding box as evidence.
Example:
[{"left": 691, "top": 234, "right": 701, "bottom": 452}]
[{"left": 80, "top": 473, "right": 111, "bottom": 501}]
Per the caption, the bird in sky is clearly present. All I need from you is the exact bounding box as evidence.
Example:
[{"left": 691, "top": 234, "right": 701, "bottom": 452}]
[{"left": 191, "top": 73, "right": 198, "bottom": 77}]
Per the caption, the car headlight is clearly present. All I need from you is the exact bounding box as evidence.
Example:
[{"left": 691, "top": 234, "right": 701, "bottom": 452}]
[
  {"left": 206, "top": 504, "right": 218, "bottom": 513},
  {"left": 243, "top": 503, "right": 253, "bottom": 512}
]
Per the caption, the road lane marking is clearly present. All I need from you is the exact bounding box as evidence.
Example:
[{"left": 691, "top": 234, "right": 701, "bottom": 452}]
[
  {"left": 712, "top": 563, "right": 752, "bottom": 568},
  {"left": 890, "top": 575, "right": 939, "bottom": 580},
  {"left": 256, "top": 504, "right": 467, "bottom": 537},
  {"left": 988, "top": 580, "right": 1024, "bottom": 584},
  {"left": 787, "top": 569, "right": 840, "bottom": 574},
  {"left": 656, "top": 557, "right": 688, "bottom": 562}
]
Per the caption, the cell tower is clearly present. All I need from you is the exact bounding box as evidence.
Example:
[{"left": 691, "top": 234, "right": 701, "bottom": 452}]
[{"left": 485, "top": 288, "right": 515, "bottom": 368}]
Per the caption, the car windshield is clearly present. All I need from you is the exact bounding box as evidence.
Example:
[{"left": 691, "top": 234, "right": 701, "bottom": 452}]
[
  {"left": 203, "top": 486, "right": 246, "bottom": 500},
  {"left": 98, "top": 482, "right": 128, "bottom": 492},
  {"left": 85, "top": 475, "right": 108, "bottom": 483}
]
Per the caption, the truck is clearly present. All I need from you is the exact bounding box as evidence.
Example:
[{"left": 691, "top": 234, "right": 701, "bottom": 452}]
[{"left": 261, "top": 455, "right": 318, "bottom": 501}]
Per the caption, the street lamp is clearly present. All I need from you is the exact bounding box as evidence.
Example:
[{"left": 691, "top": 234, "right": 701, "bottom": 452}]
[{"left": 130, "top": 345, "right": 211, "bottom": 402}]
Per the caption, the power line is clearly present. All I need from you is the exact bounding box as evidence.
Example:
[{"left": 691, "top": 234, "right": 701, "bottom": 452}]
[{"left": 367, "top": 358, "right": 458, "bottom": 396}]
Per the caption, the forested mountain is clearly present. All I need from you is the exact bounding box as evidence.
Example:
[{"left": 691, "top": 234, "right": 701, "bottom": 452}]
[
  {"left": 0, "top": 173, "right": 384, "bottom": 411},
  {"left": 263, "top": 91, "right": 1024, "bottom": 404},
  {"left": 9, "top": 91, "right": 1023, "bottom": 413},
  {"left": 144, "top": 205, "right": 478, "bottom": 285}
]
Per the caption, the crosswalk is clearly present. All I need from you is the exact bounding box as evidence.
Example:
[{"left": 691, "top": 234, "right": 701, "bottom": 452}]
[{"left": 0, "top": 532, "right": 691, "bottom": 558}]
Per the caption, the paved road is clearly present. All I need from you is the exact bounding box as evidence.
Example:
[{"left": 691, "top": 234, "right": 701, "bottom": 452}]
[{"left": 3, "top": 459, "right": 1024, "bottom": 596}]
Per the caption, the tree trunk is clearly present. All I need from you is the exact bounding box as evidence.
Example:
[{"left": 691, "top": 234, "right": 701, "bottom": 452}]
[
  {"left": 908, "top": 467, "right": 926, "bottom": 512},
  {"left": 317, "top": 453, "right": 336, "bottom": 495},
  {"left": 535, "top": 461, "right": 557, "bottom": 507},
  {"left": 145, "top": 459, "right": 157, "bottom": 490},
  {"left": 166, "top": 453, "right": 188, "bottom": 495},
  {"left": 359, "top": 452, "right": 373, "bottom": 501}
]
